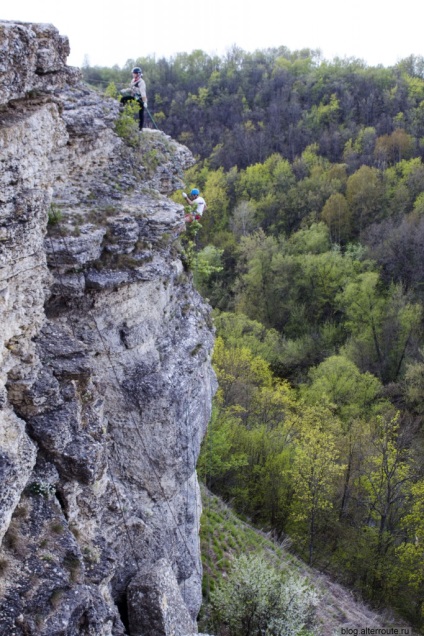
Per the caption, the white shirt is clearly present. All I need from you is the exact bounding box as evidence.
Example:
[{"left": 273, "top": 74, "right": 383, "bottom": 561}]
[
  {"left": 193, "top": 196, "right": 206, "bottom": 216},
  {"left": 131, "top": 77, "right": 147, "bottom": 101}
]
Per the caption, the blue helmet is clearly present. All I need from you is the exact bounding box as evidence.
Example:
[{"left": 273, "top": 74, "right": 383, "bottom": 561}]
[
  {"left": 190, "top": 188, "right": 200, "bottom": 196},
  {"left": 132, "top": 67, "right": 142, "bottom": 75}
]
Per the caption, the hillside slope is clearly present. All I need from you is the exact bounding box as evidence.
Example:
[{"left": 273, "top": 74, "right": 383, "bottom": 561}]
[{"left": 199, "top": 487, "right": 416, "bottom": 636}]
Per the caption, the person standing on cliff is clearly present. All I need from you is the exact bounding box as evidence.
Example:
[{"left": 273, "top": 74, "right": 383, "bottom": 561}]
[
  {"left": 182, "top": 189, "right": 207, "bottom": 223},
  {"left": 120, "top": 67, "right": 148, "bottom": 130}
]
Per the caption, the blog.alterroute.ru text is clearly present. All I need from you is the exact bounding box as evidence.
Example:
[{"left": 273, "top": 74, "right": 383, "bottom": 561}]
[{"left": 339, "top": 628, "right": 411, "bottom": 635}]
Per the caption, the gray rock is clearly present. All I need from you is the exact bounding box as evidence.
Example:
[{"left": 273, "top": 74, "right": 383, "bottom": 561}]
[
  {"left": 0, "top": 19, "right": 216, "bottom": 636},
  {"left": 127, "top": 558, "right": 197, "bottom": 636},
  {"left": 0, "top": 411, "right": 37, "bottom": 542},
  {"left": 46, "top": 225, "right": 106, "bottom": 268},
  {"left": 104, "top": 215, "right": 140, "bottom": 254},
  {"left": 85, "top": 268, "right": 130, "bottom": 290},
  {"left": 0, "top": 21, "right": 80, "bottom": 104},
  {"left": 51, "top": 271, "right": 86, "bottom": 297}
]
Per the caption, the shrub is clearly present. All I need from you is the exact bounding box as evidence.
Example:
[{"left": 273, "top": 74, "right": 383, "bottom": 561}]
[
  {"left": 115, "top": 101, "right": 140, "bottom": 146},
  {"left": 210, "top": 554, "right": 318, "bottom": 636},
  {"left": 48, "top": 204, "right": 63, "bottom": 226}
]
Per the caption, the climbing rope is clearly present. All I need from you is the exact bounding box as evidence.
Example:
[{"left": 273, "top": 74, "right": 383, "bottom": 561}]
[{"left": 145, "top": 106, "right": 160, "bottom": 130}]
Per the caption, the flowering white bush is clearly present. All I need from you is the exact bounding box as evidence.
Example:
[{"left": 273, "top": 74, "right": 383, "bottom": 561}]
[
  {"left": 210, "top": 554, "right": 319, "bottom": 636},
  {"left": 267, "top": 576, "right": 319, "bottom": 636}
]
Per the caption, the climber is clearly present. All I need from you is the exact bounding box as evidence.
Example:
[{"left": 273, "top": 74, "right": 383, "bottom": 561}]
[
  {"left": 120, "top": 67, "right": 148, "bottom": 130},
  {"left": 182, "top": 189, "right": 207, "bottom": 223}
]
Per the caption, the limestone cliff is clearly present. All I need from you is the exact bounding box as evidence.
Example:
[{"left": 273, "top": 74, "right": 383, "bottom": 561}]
[{"left": 0, "top": 20, "right": 216, "bottom": 636}]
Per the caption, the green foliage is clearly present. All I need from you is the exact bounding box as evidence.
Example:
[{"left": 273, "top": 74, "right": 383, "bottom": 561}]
[
  {"left": 198, "top": 405, "right": 248, "bottom": 489},
  {"left": 193, "top": 245, "right": 223, "bottom": 295},
  {"left": 230, "top": 200, "right": 258, "bottom": 237},
  {"left": 413, "top": 191, "right": 424, "bottom": 215},
  {"left": 200, "top": 167, "right": 231, "bottom": 242},
  {"left": 321, "top": 193, "right": 351, "bottom": 243},
  {"left": 178, "top": 218, "right": 203, "bottom": 270},
  {"left": 28, "top": 481, "right": 56, "bottom": 498},
  {"left": 115, "top": 101, "right": 140, "bottom": 146},
  {"left": 48, "top": 204, "right": 63, "bottom": 226},
  {"left": 288, "top": 406, "right": 345, "bottom": 565},
  {"left": 84, "top": 48, "right": 424, "bottom": 627},
  {"left": 338, "top": 275, "right": 422, "bottom": 382},
  {"left": 213, "top": 311, "right": 283, "bottom": 369},
  {"left": 212, "top": 335, "right": 274, "bottom": 410},
  {"left": 403, "top": 353, "right": 424, "bottom": 414},
  {"left": 286, "top": 222, "right": 331, "bottom": 255},
  {"left": 396, "top": 479, "right": 424, "bottom": 620},
  {"left": 104, "top": 81, "right": 119, "bottom": 99},
  {"left": 346, "top": 165, "right": 384, "bottom": 234},
  {"left": 302, "top": 355, "right": 383, "bottom": 420}
]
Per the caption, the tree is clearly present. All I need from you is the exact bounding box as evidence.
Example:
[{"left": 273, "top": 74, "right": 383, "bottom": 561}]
[
  {"left": 230, "top": 200, "right": 258, "bottom": 238},
  {"left": 346, "top": 165, "right": 384, "bottom": 235},
  {"left": 364, "top": 215, "right": 424, "bottom": 297},
  {"left": 286, "top": 222, "right": 331, "bottom": 255},
  {"left": 303, "top": 355, "right": 382, "bottom": 421},
  {"left": 235, "top": 231, "right": 282, "bottom": 327},
  {"left": 189, "top": 167, "right": 231, "bottom": 244},
  {"left": 396, "top": 479, "right": 424, "bottom": 621},
  {"left": 337, "top": 273, "right": 422, "bottom": 382},
  {"left": 321, "top": 192, "right": 352, "bottom": 243},
  {"left": 237, "top": 161, "right": 273, "bottom": 201},
  {"left": 403, "top": 351, "right": 424, "bottom": 416},
  {"left": 193, "top": 245, "right": 224, "bottom": 297},
  {"left": 212, "top": 336, "right": 273, "bottom": 412},
  {"left": 352, "top": 412, "right": 415, "bottom": 606},
  {"left": 289, "top": 407, "right": 345, "bottom": 565},
  {"left": 197, "top": 405, "right": 248, "bottom": 494},
  {"left": 374, "top": 129, "right": 415, "bottom": 168},
  {"left": 343, "top": 127, "right": 377, "bottom": 170},
  {"left": 212, "top": 311, "right": 283, "bottom": 368}
]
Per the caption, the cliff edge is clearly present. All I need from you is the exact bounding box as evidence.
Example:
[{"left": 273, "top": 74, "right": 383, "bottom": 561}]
[{"left": 0, "top": 20, "right": 216, "bottom": 636}]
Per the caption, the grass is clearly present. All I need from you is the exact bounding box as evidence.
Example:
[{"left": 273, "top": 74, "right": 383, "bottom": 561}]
[
  {"left": 0, "top": 558, "right": 8, "bottom": 574},
  {"left": 200, "top": 484, "right": 304, "bottom": 602},
  {"left": 50, "top": 521, "right": 64, "bottom": 534},
  {"left": 199, "top": 485, "right": 417, "bottom": 636},
  {"left": 199, "top": 485, "right": 316, "bottom": 632},
  {"left": 48, "top": 204, "right": 63, "bottom": 226},
  {"left": 50, "top": 588, "right": 65, "bottom": 609},
  {"left": 63, "top": 552, "right": 81, "bottom": 582}
]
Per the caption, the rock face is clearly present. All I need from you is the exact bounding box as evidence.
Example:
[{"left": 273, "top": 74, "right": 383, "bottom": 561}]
[{"left": 0, "top": 20, "right": 216, "bottom": 636}]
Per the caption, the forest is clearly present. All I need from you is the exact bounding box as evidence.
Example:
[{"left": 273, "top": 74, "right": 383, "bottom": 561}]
[{"left": 84, "top": 49, "right": 424, "bottom": 630}]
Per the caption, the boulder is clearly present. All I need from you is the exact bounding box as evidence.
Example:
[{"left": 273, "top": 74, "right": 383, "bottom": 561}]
[{"left": 127, "top": 558, "right": 196, "bottom": 636}]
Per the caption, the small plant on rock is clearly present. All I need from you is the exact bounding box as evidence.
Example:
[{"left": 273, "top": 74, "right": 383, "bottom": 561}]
[
  {"left": 28, "top": 481, "right": 56, "bottom": 498},
  {"left": 115, "top": 101, "right": 140, "bottom": 147},
  {"left": 48, "top": 204, "right": 63, "bottom": 226}
]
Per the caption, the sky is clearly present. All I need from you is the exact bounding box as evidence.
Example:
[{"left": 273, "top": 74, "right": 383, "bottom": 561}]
[{"left": 2, "top": 0, "right": 423, "bottom": 70}]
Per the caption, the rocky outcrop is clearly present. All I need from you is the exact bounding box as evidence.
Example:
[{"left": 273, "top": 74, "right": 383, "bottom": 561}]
[
  {"left": 0, "top": 21, "right": 79, "bottom": 103},
  {"left": 127, "top": 559, "right": 196, "bottom": 636},
  {"left": 0, "top": 20, "right": 216, "bottom": 636}
]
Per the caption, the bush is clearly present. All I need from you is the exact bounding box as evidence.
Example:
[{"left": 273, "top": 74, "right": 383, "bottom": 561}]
[
  {"left": 115, "top": 101, "right": 140, "bottom": 146},
  {"left": 210, "top": 554, "right": 319, "bottom": 635}
]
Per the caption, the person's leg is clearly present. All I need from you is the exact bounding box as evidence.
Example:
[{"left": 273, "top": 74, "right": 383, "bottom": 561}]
[
  {"left": 139, "top": 103, "right": 145, "bottom": 130},
  {"left": 120, "top": 95, "right": 134, "bottom": 107}
]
